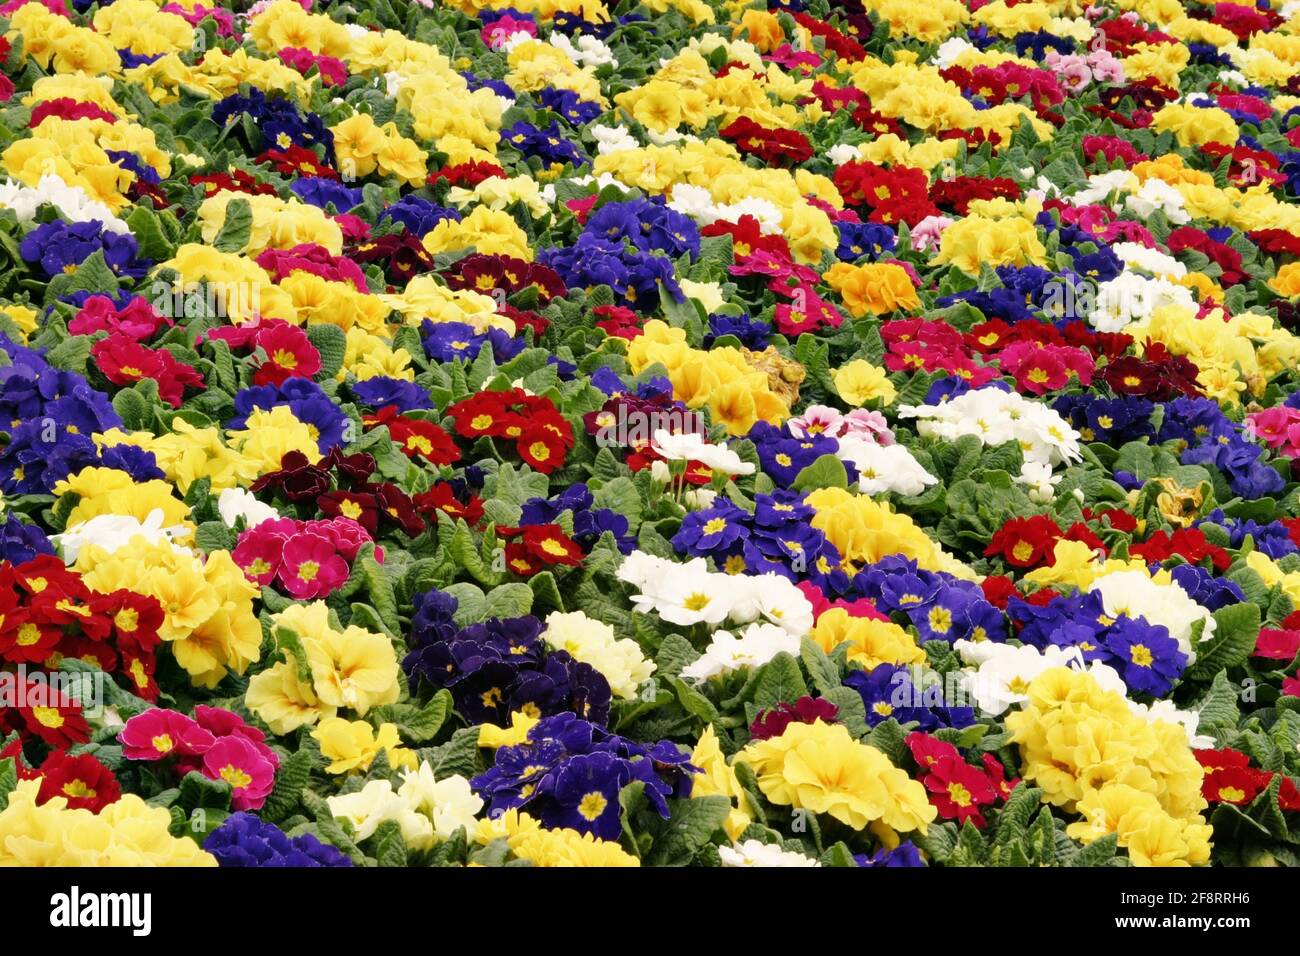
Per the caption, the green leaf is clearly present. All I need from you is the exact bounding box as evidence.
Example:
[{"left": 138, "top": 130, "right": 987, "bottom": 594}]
[
  {"left": 375, "top": 690, "right": 453, "bottom": 744},
  {"left": 484, "top": 582, "right": 534, "bottom": 618},
  {"left": 62, "top": 249, "right": 119, "bottom": 298},
  {"left": 126, "top": 206, "right": 175, "bottom": 260},
  {"left": 0, "top": 757, "right": 15, "bottom": 812},
  {"left": 111, "top": 381, "right": 159, "bottom": 431},
  {"left": 1247, "top": 774, "right": 1289, "bottom": 840},
  {"left": 1186, "top": 603, "right": 1260, "bottom": 681},
  {"left": 591, "top": 476, "right": 643, "bottom": 526},
  {"left": 819, "top": 685, "right": 869, "bottom": 738},
  {"left": 752, "top": 652, "right": 807, "bottom": 710},
  {"left": 360, "top": 549, "right": 400, "bottom": 634},
  {"left": 799, "top": 636, "right": 841, "bottom": 696},
  {"left": 307, "top": 324, "right": 347, "bottom": 380},
  {"left": 272, "top": 624, "right": 315, "bottom": 686},
  {"left": 177, "top": 770, "right": 232, "bottom": 813},
  {"left": 262, "top": 747, "right": 312, "bottom": 822},
  {"left": 645, "top": 795, "right": 731, "bottom": 866},
  {"left": 1068, "top": 832, "right": 1119, "bottom": 867},
  {"left": 421, "top": 726, "right": 483, "bottom": 780},
  {"left": 44, "top": 333, "right": 94, "bottom": 374},
  {"left": 527, "top": 571, "right": 565, "bottom": 614},
  {"left": 445, "top": 582, "right": 487, "bottom": 625},
  {"left": 790, "top": 454, "right": 848, "bottom": 493},
  {"left": 864, "top": 717, "right": 907, "bottom": 765},
  {"left": 1195, "top": 670, "right": 1240, "bottom": 735},
  {"left": 819, "top": 842, "right": 857, "bottom": 867},
  {"left": 213, "top": 198, "right": 253, "bottom": 253},
  {"left": 994, "top": 782, "right": 1044, "bottom": 847},
  {"left": 654, "top": 634, "right": 700, "bottom": 680},
  {"left": 372, "top": 819, "right": 409, "bottom": 867},
  {"left": 948, "top": 818, "right": 990, "bottom": 866},
  {"left": 667, "top": 675, "right": 718, "bottom": 723},
  {"left": 194, "top": 520, "right": 236, "bottom": 554}
]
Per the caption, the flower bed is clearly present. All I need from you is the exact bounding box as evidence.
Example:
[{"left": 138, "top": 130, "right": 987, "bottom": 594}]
[{"left": 0, "top": 0, "right": 1298, "bottom": 869}]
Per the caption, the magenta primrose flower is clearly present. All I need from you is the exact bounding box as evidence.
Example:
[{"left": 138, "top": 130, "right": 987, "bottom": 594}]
[
  {"left": 118, "top": 709, "right": 216, "bottom": 761},
  {"left": 279, "top": 531, "right": 349, "bottom": 599},
  {"left": 201, "top": 735, "right": 276, "bottom": 812}
]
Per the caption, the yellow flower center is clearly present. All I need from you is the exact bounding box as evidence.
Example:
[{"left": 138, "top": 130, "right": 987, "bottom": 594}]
[
  {"left": 220, "top": 765, "right": 252, "bottom": 790},
  {"left": 578, "top": 791, "right": 608, "bottom": 821}
]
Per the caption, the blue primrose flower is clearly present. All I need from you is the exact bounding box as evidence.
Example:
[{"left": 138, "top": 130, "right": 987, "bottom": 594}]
[
  {"left": 20, "top": 220, "right": 151, "bottom": 280},
  {"left": 402, "top": 598, "right": 613, "bottom": 727},
  {"left": 349, "top": 377, "right": 436, "bottom": 413},
  {"left": 470, "top": 713, "right": 698, "bottom": 841},
  {"left": 204, "top": 813, "right": 353, "bottom": 867},
  {"left": 1103, "top": 616, "right": 1188, "bottom": 697},
  {"left": 290, "top": 176, "right": 363, "bottom": 211}
]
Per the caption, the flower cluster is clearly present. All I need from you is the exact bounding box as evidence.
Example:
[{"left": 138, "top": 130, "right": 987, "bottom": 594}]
[
  {"left": 232, "top": 515, "right": 380, "bottom": 599},
  {"left": 120, "top": 706, "right": 280, "bottom": 811},
  {"left": 471, "top": 713, "right": 697, "bottom": 840},
  {"left": 403, "top": 589, "right": 613, "bottom": 726}
]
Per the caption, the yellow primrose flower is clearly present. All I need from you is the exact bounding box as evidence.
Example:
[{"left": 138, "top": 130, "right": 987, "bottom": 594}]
[
  {"left": 932, "top": 214, "right": 1048, "bottom": 275},
  {"left": 313, "top": 718, "right": 417, "bottom": 774},
  {"left": 225, "top": 405, "right": 322, "bottom": 476},
  {"left": 832, "top": 359, "right": 897, "bottom": 407},
  {"left": 810, "top": 607, "right": 926, "bottom": 670},
  {"left": 53, "top": 467, "right": 192, "bottom": 531},
  {"left": 738, "top": 719, "right": 936, "bottom": 833},
  {"left": 1007, "top": 668, "right": 1210, "bottom": 866},
  {"left": 689, "top": 726, "right": 751, "bottom": 842},
  {"left": 473, "top": 809, "right": 639, "bottom": 866},
  {"left": 0, "top": 780, "right": 216, "bottom": 866},
  {"left": 477, "top": 710, "right": 541, "bottom": 748},
  {"left": 824, "top": 262, "right": 920, "bottom": 318}
]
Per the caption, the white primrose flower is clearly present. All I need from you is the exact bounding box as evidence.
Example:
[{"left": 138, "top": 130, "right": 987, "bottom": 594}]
[
  {"left": 1015, "top": 460, "right": 1062, "bottom": 504},
  {"left": 397, "top": 764, "right": 484, "bottom": 840},
  {"left": 827, "top": 143, "right": 864, "bottom": 166},
  {"left": 217, "top": 487, "right": 280, "bottom": 529},
  {"left": 1066, "top": 169, "right": 1136, "bottom": 206},
  {"left": 680, "top": 623, "right": 801, "bottom": 680},
  {"left": 591, "top": 124, "right": 640, "bottom": 155},
  {"left": 615, "top": 550, "right": 691, "bottom": 593},
  {"left": 725, "top": 573, "right": 815, "bottom": 636},
  {"left": 931, "top": 36, "right": 977, "bottom": 68},
  {"left": 899, "top": 387, "right": 1081, "bottom": 470},
  {"left": 621, "top": 554, "right": 742, "bottom": 627},
  {"left": 1087, "top": 271, "right": 1196, "bottom": 333},
  {"left": 683, "top": 488, "right": 718, "bottom": 511},
  {"left": 719, "top": 839, "right": 821, "bottom": 867},
  {"left": 716, "top": 197, "right": 784, "bottom": 234},
  {"left": 954, "top": 641, "right": 1086, "bottom": 715},
  {"left": 835, "top": 437, "right": 938, "bottom": 497},
  {"left": 650, "top": 429, "right": 755, "bottom": 476},
  {"left": 1123, "top": 177, "right": 1190, "bottom": 224},
  {"left": 550, "top": 31, "right": 617, "bottom": 68},
  {"left": 651, "top": 573, "right": 737, "bottom": 627},
  {"left": 327, "top": 780, "right": 435, "bottom": 851},
  {"left": 1111, "top": 242, "right": 1187, "bottom": 279},
  {"left": 0, "top": 175, "right": 131, "bottom": 234}
]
